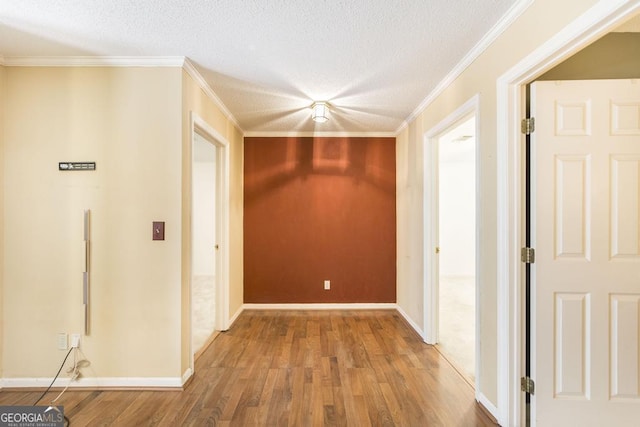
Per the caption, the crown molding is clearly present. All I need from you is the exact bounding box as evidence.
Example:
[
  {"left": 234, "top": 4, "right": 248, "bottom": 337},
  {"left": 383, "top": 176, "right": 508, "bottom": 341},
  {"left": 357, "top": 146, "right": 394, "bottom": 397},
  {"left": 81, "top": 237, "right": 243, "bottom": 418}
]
[
  {"left": 1, "top": 55, "right": 186, "bottom": 67},
  {"left": 393, "top": 120, "right": 409, "bottom": 135},
  {"left": 243, "top": 130, "right": 397, "bottom": 138},
  {"left": 181, "top": 58, "right": 241, "bottom": 131},
  {"left": 398, "top": 0, "right": 535, "bottom": 134}
]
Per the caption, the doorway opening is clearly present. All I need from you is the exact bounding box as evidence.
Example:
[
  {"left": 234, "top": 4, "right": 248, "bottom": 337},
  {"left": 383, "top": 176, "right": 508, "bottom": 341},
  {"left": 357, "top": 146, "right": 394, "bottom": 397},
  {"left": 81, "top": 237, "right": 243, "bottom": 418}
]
[
  {"left": 424, "top": 95, "right": 480, "bottom": 393},
  {"left": 436, "top": 116, "right": 477, "bottom": 383},
  {"left": 188, "top": 112, "right": 231, "bottom": 377},
  {"left": 496, "top": 4, "right": 640, "bottom": 425},
  {"left": 192, "top": 131, "right": 218, "bottom": 356}
]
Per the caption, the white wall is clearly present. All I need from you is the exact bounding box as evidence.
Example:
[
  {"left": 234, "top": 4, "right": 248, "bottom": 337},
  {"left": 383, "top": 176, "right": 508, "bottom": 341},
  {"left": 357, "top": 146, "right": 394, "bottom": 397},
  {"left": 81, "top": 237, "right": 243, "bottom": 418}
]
[
  {"left": 192, "top": 135, "right": 216, "bottom": 277},
  {"left": 439, "top": 125, "right": 475, "bottom": 277}
]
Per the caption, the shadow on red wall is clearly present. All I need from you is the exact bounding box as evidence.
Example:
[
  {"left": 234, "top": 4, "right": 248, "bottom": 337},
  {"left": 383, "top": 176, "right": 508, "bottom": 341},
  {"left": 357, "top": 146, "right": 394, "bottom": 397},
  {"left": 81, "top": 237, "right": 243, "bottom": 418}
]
[{"left": 244, "top": 137, "right": 396, "bottom": 303}]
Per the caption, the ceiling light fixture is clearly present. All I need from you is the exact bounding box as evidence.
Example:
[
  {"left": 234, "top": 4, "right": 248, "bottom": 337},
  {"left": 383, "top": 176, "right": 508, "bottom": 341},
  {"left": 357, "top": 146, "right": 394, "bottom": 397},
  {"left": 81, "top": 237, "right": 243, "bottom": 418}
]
[{"left": 311, "top": 102, "right": 329, "bottom": 123}]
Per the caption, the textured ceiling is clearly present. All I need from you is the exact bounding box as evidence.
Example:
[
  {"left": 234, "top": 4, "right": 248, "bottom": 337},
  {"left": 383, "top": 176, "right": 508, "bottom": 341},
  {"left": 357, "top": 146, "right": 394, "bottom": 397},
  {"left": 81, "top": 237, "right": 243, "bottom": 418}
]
[{"left": 0, "top": 0, "right": 520, "bottom": 135}]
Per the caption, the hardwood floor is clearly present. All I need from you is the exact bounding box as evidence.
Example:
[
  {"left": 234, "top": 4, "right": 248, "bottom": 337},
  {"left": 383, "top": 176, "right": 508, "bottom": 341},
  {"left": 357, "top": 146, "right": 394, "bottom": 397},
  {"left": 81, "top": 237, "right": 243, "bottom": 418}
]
[{"left": 0, "top": 310, "right": 497, "bottom": 426}]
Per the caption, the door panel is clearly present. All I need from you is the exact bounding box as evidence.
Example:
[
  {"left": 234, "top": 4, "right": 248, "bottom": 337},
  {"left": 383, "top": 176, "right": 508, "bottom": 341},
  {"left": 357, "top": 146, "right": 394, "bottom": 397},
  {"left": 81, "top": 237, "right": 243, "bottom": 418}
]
[
  {"left": 611, "top": 156, "right": 640, "bottom": 258},
  {"left": 611, "top": 294, "right": 640, "bottom": 399},
  {"left": 554, "top": 292, "right": 590, "bottom": 398},
  {"left": 532, "top": 80, "right": 640, "bottom": 426}
]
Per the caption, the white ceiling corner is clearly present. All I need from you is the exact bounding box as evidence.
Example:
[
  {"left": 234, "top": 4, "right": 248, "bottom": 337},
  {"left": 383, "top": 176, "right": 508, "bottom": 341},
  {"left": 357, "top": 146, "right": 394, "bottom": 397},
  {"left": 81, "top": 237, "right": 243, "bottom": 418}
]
[{"left": 0, "top": 0, "right": 524, "bottom": 136}]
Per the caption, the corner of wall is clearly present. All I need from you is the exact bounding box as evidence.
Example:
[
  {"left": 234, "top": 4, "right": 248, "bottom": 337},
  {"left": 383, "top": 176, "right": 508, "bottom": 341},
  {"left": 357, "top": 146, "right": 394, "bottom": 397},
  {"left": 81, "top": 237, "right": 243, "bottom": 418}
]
[
  {"left": 395, "top": 123, "right": 426, "bottom": 333},
  {"left": 179, "top": 67, "right": 244, "bottom": 374}
]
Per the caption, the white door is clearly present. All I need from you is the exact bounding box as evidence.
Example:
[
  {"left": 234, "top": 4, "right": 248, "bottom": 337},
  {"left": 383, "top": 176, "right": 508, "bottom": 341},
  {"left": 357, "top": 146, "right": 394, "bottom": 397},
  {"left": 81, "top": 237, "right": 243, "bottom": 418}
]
[{"left": 532, "top": 79, "right": 640, "bottom": 426}]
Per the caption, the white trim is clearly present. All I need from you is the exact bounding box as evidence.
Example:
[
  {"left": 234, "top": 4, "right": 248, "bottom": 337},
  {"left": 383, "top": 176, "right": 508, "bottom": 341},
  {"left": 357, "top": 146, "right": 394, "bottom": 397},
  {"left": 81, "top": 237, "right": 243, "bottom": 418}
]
[
  {"left": 422, "top": 95, "right": 480, "bottom": 341},
  {"left": 423, "top": 130, "right": 439, "bottom": 345},
  {"left": 1, "top": 56, "right": 186, "bottom": 67},
  {"left": 397, "top": 0, "right": 534, "bottom": 134},
  {"left": 0, "top": 377, "right": 184, "bottom": 389},
  {"left": 242, "top": 303, "right": 398, "bottom": 310},
  {"left": 189, "top": 112, "right": 232, "bottom": 376},
  {"left": 181, "top": 368, "right": 193, "bottom": 385},
  {"left": 396, "top": 305, "right": 426, "bottom": 340},
  {"left": 496, "top": 74, "right": 522, "bottom": 427},
  {"left": 182, "top": 59, "right": 242, "bottom": 131},
  {"left": 477, "top": 393, "right": 500, "bottom": 423},
  {"left": 496, "top": 1, "right": 640, "bottom": 425},
  {"left": 423, "top": 93, "right": 481, "bottom": 402},
  {"left": 243, "top": 131, "right": 397, "bottom": 138},
  {"left": 226, "top": 305, "right": 244, "bottom": 331}
]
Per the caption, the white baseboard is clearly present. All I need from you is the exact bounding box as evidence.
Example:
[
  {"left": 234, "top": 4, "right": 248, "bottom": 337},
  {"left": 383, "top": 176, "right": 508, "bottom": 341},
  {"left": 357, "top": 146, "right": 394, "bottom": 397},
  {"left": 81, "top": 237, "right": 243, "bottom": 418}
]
[
  {"left": 226, "top": 305, "right": 244, "bottom": 330},
  {"left": 395, "top": 305, "right": 427, "bottom": 341},
  {"left": 181, "top": 368, "right": 193, "bottom": 385},
  {"left": 1, "top": 376, "right": 184, "bottom": 390},
  {"left": 477, "top": 391, "right": 500, "bottom": 423},
  {"left": 242, "top": 303, "right": 398, "bottom": 310}
]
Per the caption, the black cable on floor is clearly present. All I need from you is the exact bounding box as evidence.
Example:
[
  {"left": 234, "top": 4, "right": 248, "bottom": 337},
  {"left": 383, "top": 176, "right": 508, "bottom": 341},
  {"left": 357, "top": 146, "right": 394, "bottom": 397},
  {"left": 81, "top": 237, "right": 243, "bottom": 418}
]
[{"left": 34, "top": 347, "right": 74, "bottom": 426}]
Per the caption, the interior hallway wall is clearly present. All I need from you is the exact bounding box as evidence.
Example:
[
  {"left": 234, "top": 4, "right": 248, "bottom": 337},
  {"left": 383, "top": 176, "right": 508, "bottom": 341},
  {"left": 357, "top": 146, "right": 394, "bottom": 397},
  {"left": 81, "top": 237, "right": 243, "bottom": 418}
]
[
  {"left": 396, "top": 121, "right": 424, "bottom": 327},
  {"left": 1, "top": 66, "right": 244, "bottom": 383},
  {"left": 244, "top": 136, "right": 396, "bottom": 303},
  {"left": 2, "top": 67, "right": 184, "bottom": 379},
  {"left": 396, "top": 0, "right": 604, "bottom": 410},
  {"left": 181, "top": 69, "right": 244, "bottom": 375}
]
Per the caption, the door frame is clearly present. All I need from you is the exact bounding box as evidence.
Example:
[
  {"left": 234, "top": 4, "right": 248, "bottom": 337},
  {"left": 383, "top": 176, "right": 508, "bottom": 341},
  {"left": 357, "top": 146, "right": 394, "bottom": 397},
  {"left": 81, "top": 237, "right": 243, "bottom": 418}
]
[
  {"left": 496, "top": 1, "right": 640, "bottom": 425},
  {"left": 424, "top": 94, "right": 480, "bottom": 393},
  {"left": 189, "top": 112, "right": 231, "bottom": 373}
]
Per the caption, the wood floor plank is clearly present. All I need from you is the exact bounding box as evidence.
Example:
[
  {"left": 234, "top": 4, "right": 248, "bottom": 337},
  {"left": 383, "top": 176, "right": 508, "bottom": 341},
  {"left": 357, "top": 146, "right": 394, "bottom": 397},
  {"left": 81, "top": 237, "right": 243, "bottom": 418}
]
[
  {"left": 265, "top": 367, "right": 291, "bottom": 426},
  {"left": 330, "top": 385, "right": 348, "bottom": 427},
  {"left": 254, "top": 368, "right": 279, "bottom": 425},
  {"left": 0, "top": 310, "right": 497, "bottom": 426}
]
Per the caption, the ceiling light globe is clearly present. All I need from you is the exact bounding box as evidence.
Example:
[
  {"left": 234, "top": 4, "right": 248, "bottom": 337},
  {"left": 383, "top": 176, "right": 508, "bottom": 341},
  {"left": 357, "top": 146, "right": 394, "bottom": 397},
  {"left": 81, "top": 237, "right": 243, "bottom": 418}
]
[{"left": 311, "top": 102, "right": 329, "bottom": 123}]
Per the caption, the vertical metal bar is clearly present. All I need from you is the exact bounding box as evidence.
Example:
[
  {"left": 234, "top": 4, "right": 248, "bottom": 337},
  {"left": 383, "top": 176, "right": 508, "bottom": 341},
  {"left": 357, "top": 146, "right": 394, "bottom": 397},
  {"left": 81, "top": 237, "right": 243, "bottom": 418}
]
[{"left": 84, "top": 209, "right": 90, "bottom": 335}]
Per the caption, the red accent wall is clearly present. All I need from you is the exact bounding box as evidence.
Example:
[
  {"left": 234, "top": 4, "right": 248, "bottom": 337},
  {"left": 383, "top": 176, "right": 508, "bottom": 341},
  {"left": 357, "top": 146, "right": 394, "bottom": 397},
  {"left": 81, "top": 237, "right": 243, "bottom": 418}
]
[{"left": 244, "top": 137, "right": 396, "bottom": 303}]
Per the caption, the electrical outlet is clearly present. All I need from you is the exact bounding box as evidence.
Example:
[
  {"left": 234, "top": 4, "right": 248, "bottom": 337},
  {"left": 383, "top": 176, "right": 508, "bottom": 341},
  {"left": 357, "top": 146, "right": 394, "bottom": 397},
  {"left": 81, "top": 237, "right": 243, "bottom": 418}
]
[
  {"left": 57, "top": 333, "right": 68, "bottom": 350},
  {"left": 324, "top": 280, "right": 330, "bottom": 290},
  {"left": 71, "top": 334, "right": 81, "bottom": 348}
]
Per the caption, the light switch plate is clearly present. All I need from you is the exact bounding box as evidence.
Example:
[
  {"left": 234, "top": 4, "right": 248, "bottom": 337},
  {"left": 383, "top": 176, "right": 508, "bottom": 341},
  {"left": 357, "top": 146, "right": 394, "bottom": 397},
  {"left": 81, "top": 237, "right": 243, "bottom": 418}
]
[{"left": 153, "top": 221, "right": 165, "bottom": 240}]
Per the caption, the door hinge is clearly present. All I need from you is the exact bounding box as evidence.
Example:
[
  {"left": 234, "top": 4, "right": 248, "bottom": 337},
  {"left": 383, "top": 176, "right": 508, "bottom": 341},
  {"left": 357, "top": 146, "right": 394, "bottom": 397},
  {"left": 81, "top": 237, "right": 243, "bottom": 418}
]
[
  {"left": 521, "top": 376, "right": 535, "bottom": 395},
  {"left": 521, "top": 117, "right": 535, "bottom": 135},
  {"left": 521, "top": 247, "right": 535, "bottom": 264}
]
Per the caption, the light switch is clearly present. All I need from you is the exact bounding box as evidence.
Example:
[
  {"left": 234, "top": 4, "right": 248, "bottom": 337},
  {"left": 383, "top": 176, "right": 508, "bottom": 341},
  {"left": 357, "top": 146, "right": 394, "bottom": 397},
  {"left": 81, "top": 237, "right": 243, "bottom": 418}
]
[{"left": 153, "top": 221, "right": 165, "bottom": 240}]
